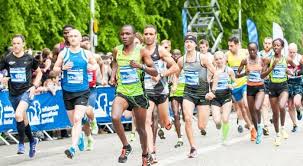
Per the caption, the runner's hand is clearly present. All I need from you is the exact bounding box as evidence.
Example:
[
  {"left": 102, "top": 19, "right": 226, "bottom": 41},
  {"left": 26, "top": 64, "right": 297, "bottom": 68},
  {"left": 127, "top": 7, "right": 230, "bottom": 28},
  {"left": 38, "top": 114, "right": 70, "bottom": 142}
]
[
  {"left": 129, "top": 60, "right": 142, "bottom": 69},
  {"left": 152, "top": 75, "right": 161, "bottom": 82},
  {"left": 62, "top": 62, "right": 73, "bottom": 70},
  {"left": 272, "top": 58, "right": 279, "bottom": 67},
  {"left": 109, "top": 78, "right": 117, "bottom": 86},
  {"left": 28, "top": 86, "right": 36, "bottom": 99}
]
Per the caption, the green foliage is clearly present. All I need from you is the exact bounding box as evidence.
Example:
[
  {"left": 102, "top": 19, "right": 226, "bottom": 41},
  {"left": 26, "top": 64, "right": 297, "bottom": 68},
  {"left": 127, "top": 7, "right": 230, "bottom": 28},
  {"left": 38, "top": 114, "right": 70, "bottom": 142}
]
[{"left": 1, "top": 0, "right": 303, "bottom": 56}]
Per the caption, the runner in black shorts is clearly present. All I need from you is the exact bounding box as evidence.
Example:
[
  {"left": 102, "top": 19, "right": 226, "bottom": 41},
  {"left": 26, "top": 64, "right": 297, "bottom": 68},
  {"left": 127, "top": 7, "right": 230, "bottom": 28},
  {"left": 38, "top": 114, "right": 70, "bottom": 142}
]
[
  {"left": 142, "top": 25, "right": 179, "bottom": 163},
  {"left": 169, "top": 49, "right": 184, "bottom": 148},
  {"left": 0, "top": 34, "right": 42, "bottom": 158},
  {"left": 54, "top": 29, "right": 98, "bottom": 158},
  {"left": 210, "top": 51, "right": 235, "bottom": 144}
]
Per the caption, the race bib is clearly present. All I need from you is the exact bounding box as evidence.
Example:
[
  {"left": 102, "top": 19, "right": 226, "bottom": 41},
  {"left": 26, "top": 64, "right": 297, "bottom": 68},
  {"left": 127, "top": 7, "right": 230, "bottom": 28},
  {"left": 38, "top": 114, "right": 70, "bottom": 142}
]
[
  {"left": 178, "top": 73, "right": 185, "bottom": 84},
  {"left": 88, "top": 71, "right": 93, "bottom": 82},
  {"left": 248, "top": 71, "right": 261, "bottom": 82},
  {"left": 217, "top": 74, "right": 229, "bottom": 90},
  {"left": 120, "top": 66, "right": 139, "bottom": 84},
  {"left": 272, "top": 65, "right": 286, "bottom": 79},
  {"left": 67, "top": 69, "right": 83, "bottom": 84},
  {"left": 184, "top": 70, "right": 199, "bottom": 86},
  {"left": 10, "top": 67, "right": 26, "bottom": 83}
]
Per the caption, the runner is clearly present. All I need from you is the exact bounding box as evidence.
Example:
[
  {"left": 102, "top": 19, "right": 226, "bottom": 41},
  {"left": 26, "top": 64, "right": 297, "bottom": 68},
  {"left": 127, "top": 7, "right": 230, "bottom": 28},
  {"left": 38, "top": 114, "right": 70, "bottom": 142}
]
[
  {"left": 53, "top": 29, "right": 98, "bottom": 158},
  {"left": 259, "top": 37, "right": 274, "bottom": 136},
  {"left": 109, "top": 25, "right": 158, "bottom": 166},
  {"left": 81, "top": 35, "right": 105, "bottom": 150},
  {"left": 262, "top": 38, "right": 289, "bottom": 146},
  {"left": 177, "top": 34, "right": 215, "bottom": 158},
  {"left": 199, "top": 39, "right": 214, "bottom": 62},
  {"left": 0, "top": 34, "right": 42, "bottom": 157},
  {"left": 286, "top": 43, "right": 303, "bottom": 132},
  {"left": 143, "top": 25, "right": 179, "bottom": 163},
  {"left": 129, "top": 32, "right": 144, "bottom": 142},
  {"left": 237, "top": 42, "right": 265, "bottom": 144},
  {"left": 169, "top": 49, "right": 184, "bottom": 148},
  {"left": 226, "top": 36, "right": 256, "bottom": 141},
  {"left": 210, "top": 51, "right": 236, "bottom": 144}
]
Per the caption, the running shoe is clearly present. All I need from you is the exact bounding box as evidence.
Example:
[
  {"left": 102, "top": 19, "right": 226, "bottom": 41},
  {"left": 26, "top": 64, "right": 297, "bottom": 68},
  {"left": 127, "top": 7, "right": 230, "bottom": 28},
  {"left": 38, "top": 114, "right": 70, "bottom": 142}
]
[
  {"left": 90, "top": 119, "right": 99, "bottom": 135},
  {"left": 174, "top": 140, "right": 184, "bottom": 148},
  {"left": 200, "top": 129, "right": 207, "bottom": 136},
  {"left": 142, "top": 154, "right": 151, "bottom": 166},
  {"left": 129, "top": 132, "right": 136, "bottom": 142},
  {"left": 118, "top": 144, "right": 132, "bottom": 163},
  {"left": 237, "top": 125, "right": 243, "bottom": 133},
  {"left": 263, "top": 126, "right": 269, "bottom": 136},
  {"left": 78, "top": 132, "right": 85, "bottom": 151},
  {"left": 281, "top": 129, "right": 288, "bottom": 139},
  {"left": 216, "top": 123, "right": 222, "bottom": 130},
  {"left": 64, "top": 147, "right": 76, "bottom": 159},
  {"left": 250, "top": 128, "right": 257, "bottom": 141},
  {"left": 256, "top": 126, "right": 262, "bottom": 144},
  {"left": 188, "top": 148, "right": 198, "bottom": 158},
  {"left": 297, "top": 109, "right": 302, "bottom": 120},
  {"left": 150, "top": 152, "right": 158, "bottom": 164},
  {"left": 274, "top": 136, "right": 281, "bottom": 146},
  {"left": 86, "top": 136, "right": 94, "bottom": 151},
  {"left": 291, "top": 125, "right": 298, "bottom": 133},
  {"left": 17, "top": 143, "right": 25, "bottom": 154},
  {"left": 29, "top": 138, "right": 39, "bottom": 158},
  {"left": 158, "top": 128, "right": 165, "bottom": 139}
]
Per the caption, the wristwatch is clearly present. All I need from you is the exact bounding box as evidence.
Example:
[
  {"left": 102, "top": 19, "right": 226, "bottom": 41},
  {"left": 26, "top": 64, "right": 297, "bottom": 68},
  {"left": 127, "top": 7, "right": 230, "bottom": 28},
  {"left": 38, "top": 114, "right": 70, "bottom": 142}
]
[{"left": 160, "top": 73, "right": 164, "bottom": 78}]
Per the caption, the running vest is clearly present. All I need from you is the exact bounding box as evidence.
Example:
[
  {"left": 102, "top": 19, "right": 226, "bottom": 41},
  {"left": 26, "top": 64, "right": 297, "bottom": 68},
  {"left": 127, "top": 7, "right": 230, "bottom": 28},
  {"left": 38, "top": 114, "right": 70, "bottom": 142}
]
[
  {"left": 62, "top": 48, "right": 89, "bottom": 92},
  {"left": 227, "top": 50, "right": 247, "bottom": 88},
  {"left": 269, "top": 56, "right": 287, "bottom": 83},
  {"left": 183, "top": 52, "right": 209, "bottom": 97},
  {"left": 287, "top": 53, "right": 302, "bottom": 83},
  {"left": 144, "top": 45, "right": 169, "bottom": 96},
  {"left": 247, "top": 57, "right": 264, "bottom": 86},
  {"left": 170, "top": 70, "right": 185, "bottom": 97},
  {"left": 116, "top": 44, "right": 143, "bottom": 96},
  {"left": 88, "top": 69, "right": 97, "bottom": 88},
  {"left": 259, "top": 49, "right": 274, "bottom": 59},
  {"left": 216, "top": 67, "right": 230, "bottom": 91}
]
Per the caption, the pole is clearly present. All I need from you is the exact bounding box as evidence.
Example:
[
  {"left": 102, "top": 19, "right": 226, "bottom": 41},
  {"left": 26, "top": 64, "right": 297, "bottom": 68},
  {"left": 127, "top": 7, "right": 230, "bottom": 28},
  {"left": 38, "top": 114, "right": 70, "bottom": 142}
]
[
  {"left": 90, "top": 0, "right": 95, "bottom": 53},
  {"left": 238, "top": 0, "right": 242, "bottom": 45}
]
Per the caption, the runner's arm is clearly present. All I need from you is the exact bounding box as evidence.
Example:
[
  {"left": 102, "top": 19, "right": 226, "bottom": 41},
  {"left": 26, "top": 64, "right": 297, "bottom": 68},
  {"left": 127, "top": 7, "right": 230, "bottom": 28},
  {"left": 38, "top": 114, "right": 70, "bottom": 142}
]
[
  {"left": 236, "top": 59, "right": 247, "bottom": 78},
  {"left": 32, "top": 58, "right": 42, "bottom": 88},
  {"left": 110, "top": 48, "right": 118, "bottom": 84},
  {"left": 159, "top": 47, "right": 179, "bottom": 77},
  {"left": 86, "top": 50, "right": 98, "bottom": 71},
  {"left": 141, "top": 49, "right": 158, "bottom": 77},
  {"left": 261, "top": 58, "right": 274, "bottom": 78},
  {"left": 53, "top": 51, "right": 65, "bottom": 74},
  {"left": 203, "top": 55, "right": 215, "bottom": 74}
]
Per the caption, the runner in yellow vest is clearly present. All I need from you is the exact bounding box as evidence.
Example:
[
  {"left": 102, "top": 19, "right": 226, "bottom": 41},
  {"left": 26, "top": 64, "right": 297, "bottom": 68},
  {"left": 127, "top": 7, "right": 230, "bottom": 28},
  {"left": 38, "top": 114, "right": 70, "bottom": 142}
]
[{"left": 226, "top": 37, "right": 256, "bottom": 141}]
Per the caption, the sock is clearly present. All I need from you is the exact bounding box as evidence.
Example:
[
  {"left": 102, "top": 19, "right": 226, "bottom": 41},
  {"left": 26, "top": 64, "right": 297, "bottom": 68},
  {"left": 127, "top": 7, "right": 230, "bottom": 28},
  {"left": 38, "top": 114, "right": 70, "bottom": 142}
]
[
  {"left": 238, "top": 120, "right": 244, "bottom": 126},
  {"left": 123, "top": 144, "right": 131, "bottom": 149},
  {"left": 276, "top": 132, "right": 280, "bottom": 137},
  {"left": 178, "top": 137, "right": 183, "bottom": 142},
  {"left": 16, "top": 121, "right": 25, "bottom": 144},
  {"left": 25, "top": 124, "right": 34, "bottom": 142},
  {"left": 281, "top": 126, "right": 284, "bottom": 130},
  {"left": 222, "top": 122, "right": 230, "bottom": 141}
]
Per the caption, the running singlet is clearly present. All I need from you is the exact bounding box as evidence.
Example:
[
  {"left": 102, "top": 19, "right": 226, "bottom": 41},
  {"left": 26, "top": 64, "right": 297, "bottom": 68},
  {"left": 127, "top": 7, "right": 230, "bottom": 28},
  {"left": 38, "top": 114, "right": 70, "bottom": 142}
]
[
  {"left": 170, "top": 71, "right": 185, "bottom": 97},
  {"left": 227, "top": 49, "right": 247, "bottom": 88},
  {"left": 247, "top": 58, "right": 264, "bottom": 86},
  {"left": 144, "top": 45, "right": 169, "bottom": 95},
  {"left": 62, "top": 48, "right": 89, "bottom": 92},
  {"left": 287, "top": 54, "right": 302, "bottom": 82},
  {"left": 0, "top": 52, "right": 39, "bottom": 96},
  {"left": 88, "top": 69, "right": 97, "bottom": 88},
  {"left": 269, "top": 56, "right": 287, "bottom": 83},
  {"left": 116, "top": 44, "right": 143, "bottom": 96},
  {"left": 183, "top": 52, "right": 209, "bottom": 97},
  {"left": 216, "top": 67, "right": 230, "bottom": 91}
]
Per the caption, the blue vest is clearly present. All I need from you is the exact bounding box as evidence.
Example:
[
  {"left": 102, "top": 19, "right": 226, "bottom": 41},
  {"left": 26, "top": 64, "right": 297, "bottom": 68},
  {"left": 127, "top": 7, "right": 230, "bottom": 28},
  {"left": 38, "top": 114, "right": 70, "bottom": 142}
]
[{"left": 62, "top": 48, "right": 89, "bottom": 92}]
